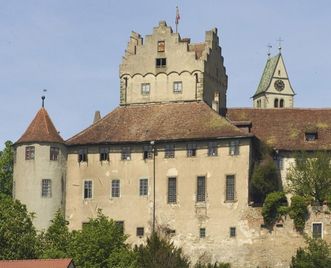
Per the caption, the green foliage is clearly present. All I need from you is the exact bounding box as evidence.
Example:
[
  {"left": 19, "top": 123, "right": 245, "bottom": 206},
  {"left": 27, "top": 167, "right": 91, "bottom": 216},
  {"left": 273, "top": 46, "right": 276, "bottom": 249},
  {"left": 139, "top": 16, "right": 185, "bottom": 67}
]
[
  {"left": 107, "top": 247, "right": 138, "bottom": 268},
  {"left": 290, "top": 238, "right": 331, "bottom": 268},
  {"left": 0, "top": 194, "right": 38, "bottom": 259},
  {"left": 287, "top": 151, "right": 331, "bottom": 203},
  {"left": 194, "top": 262, "right": 231, "bottom": 268},
  {"left": 289, "top": 196, "right": 309, "bottom": 232},
  {"left": 68, "top": 211, "right": 129, "bottom": 267},
  {"left": 250, "top": 158, "right": 279, "bottom": 204},
  {"left": 262, "top": 191, "right": 288, "bottom": 226},
  {"left": 135, "top": 232, "right": 190, "bottom": 268},
  {"left": 38, "top": 210, "right": 71, "bottom": 258},
  {"left": 0, "top": 141, "right": 13, "bottom": 196}
]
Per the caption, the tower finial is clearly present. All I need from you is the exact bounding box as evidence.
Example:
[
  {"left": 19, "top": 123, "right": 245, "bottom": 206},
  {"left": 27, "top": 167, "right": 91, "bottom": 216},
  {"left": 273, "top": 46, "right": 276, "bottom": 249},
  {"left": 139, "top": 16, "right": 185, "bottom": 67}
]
[
  {"left": 267, "top": 44, "right": 272, "bottom": 58},
  {"left": 175, "top": 6, "right": 180, "bottom": 33},
  {"left": 41, "top": 89, "right": 47, "bottom": 108},
  {"left": 277, "top": 37, "right": 283, "bottom": 53}
]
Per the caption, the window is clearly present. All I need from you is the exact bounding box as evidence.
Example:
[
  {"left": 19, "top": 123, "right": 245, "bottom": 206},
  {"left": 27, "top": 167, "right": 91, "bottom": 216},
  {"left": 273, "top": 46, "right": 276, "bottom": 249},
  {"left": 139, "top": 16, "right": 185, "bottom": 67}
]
[
  {"left": 257, "top": 99, "right": 261, "bottom": 108},
  {"left": 305, "top": 132, "right": 318, "bottom": 141},
  {"left": 168, "top": 177, "right": 177, "bottom": 203},
  {"left": 121, "top": 147, "right": 131, "bottom": 160},
  {"left": 139, "top": 178, "right": 148, "bottom": 196},
  {"left": 199, "top": 228, "right": 206, "bottom": 238},
  {"left": 50, "top": 147, "right": 59, "bottom": 161},
  {"left": 226, "top": 175, "right": 235, "bottom": 201},
  {"left": 143, "top": 145, "right": 153, "bottom": 160},
  {"left": 25, "top": 146, "right": 35, "bottom": 160},
  {"left": 277, "top": 157, "right": 284, "bottom": 170},
  {"left": 115, "top": 221, "right": 124, "bottom": 234},
  {"left": 187, "top": 143, "right": 197, "bottom": 157},
  {"left": 141, "top": 83, "right": 150, "bottom": 96},
  {"left": 41, "top": 179, "right": 52, "bottom": 198},
  {"left": 111, "top": 179, "right": 120, "bottom": 198},
  {"left": 208, "top": 142, "right": 218, "bottom": 156},
  {"left": 274, "top": 98, "right": 279, "bottom": 108},
  {"left": 156, "top": 58, "right": 166, "bottom": 68},
  {"left": 173, "top": 81, "right": 183, "bottom": 94},
  {"left": 99, "top": 147, "right": 109, "bottom": 161},
  {"left": 312, "top": 223, "right": 322, "bottom": 239},
  {"left": 197, "top": 176, "right": 206, "bottom": 202},
  {"left": 157, "top": 41, "right": 165, "bottom": 52},
  {"left": 84, "top": 180, "right": 92, "bottom": 199},
  {"left": 165, "top": 144, "right": 175, "bottom": 158},
  {"left": 229, "top": 140, "right": 239, "bottom": 156},
  {"left": 136, "top": 227, "right": 145, "bottom": 237},
  {"left": 78, "top": 148, "right": 88, "bottom": 163},
  {"left": 230, "top": 227, "right": 236, "bottom": 237},
  {"left": 280, "top": 99, "right": 284, "bottom": 108}
]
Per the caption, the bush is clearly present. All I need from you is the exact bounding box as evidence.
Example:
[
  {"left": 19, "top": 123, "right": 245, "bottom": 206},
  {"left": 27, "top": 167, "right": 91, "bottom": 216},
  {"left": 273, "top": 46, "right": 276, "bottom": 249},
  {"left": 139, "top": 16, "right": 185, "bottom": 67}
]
[
  {"left": 262, "top": 192, "right": 288, "bottom": 226},
  {"left": 289, "top": 196, "right": 309, "bottom": 232},
  {"left": 250, "top": 158, "right": 279, "bottom": 204},
  {"left": 195, "top": 262, "right": 231, "bottom": 268}
]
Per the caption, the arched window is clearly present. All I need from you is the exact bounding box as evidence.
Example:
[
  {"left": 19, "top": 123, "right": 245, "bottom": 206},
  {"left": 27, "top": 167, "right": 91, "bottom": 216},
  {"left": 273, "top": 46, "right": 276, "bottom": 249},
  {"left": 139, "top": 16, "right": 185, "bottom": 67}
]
[
  {"left": 280, "top": 99, "right": 284, "bottom": 108},
  {"left": 274, "top": 98, "right": 279, "bottom": 108}
]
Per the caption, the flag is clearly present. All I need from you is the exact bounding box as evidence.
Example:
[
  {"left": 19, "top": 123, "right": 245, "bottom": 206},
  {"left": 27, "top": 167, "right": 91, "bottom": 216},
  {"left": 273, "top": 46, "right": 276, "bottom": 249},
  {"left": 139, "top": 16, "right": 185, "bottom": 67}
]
[{"left": 175, "top": 6, "right": 180, "bottom": 25}]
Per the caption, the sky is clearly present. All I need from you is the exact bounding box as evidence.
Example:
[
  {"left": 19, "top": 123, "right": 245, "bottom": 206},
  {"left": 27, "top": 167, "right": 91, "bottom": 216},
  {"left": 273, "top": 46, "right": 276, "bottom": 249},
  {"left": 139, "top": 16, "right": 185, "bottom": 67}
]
[{"left": 1, "top": 0, "right": 331, "bottom": 149}]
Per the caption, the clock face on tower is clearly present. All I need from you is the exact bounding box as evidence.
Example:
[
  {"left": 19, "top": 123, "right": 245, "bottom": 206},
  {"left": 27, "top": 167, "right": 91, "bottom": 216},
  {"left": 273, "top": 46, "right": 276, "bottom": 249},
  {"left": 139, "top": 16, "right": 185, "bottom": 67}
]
[{"left": 274, "top": 79, "right": 285, "bottom": 91}]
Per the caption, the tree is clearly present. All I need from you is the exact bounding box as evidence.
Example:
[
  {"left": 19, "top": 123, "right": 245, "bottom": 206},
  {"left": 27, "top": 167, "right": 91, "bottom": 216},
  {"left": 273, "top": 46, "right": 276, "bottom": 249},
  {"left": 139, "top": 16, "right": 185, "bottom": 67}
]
[
  {"left": 262, "top": 191, "right": 288, "bottom": 226},
  {"left": 251, "top": 158, "right": 279, "bottom": 203},
  {"left": 0, "top": 194, "right": 38, "bottom": 259},
  {"left": 287, "top": 151, "right": 331, "bottom": 203},
  {"left": 290, "top": 238, "right": 331, "bottom": 268},
  {"left": 0, "top": 141, "right": 13, "bottom": 196},
  {"left": 135, "top": 232, "right": 190, "bottom": 268},
  {"left": 38, "top": 210, "right": 71, "bottom": 259},
  {"left": 68, "top": 211, "right": 130, "bottom": 267}
]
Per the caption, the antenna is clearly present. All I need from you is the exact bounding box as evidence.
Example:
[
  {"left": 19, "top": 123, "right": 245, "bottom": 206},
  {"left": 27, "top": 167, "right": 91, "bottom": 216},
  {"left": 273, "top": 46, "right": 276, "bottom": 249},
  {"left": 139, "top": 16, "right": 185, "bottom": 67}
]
[
  {"left": 267, "top": 44, "right": 272, "bottom": 58},
  {"left": 277, "top": 37, "right": 284, "bottom": 53},
  {"left": 41, "top": 89, "right": 47, "bottom": 108}
]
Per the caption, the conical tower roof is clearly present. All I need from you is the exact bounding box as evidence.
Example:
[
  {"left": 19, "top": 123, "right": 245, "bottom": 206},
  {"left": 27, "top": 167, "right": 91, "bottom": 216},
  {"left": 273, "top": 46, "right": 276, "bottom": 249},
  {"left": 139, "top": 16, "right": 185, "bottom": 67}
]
[{"left": 16, "top": 108, "right": 64, "bottom": 144}]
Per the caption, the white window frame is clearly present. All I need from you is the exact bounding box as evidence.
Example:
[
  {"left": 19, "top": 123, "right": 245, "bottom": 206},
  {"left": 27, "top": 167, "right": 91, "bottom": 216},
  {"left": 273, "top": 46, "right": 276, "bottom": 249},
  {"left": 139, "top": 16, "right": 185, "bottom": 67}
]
[
  {"left": 173, "top": 81, "right": 183, "bottom": 94},
  {"left": 141, "top": 83, "right": 151, "bottom": 96},
  {"left": 41, "top": 179, "right": 52, "bottom": 198},
  {"left": 83, "top": 180, "right": 93, "bottom": 199},
  {"left": 139, "top": 178, "right": 148, "bottom": 196},
  {"left": 111, "top": 179, "right": 120, "bottom": 198}
]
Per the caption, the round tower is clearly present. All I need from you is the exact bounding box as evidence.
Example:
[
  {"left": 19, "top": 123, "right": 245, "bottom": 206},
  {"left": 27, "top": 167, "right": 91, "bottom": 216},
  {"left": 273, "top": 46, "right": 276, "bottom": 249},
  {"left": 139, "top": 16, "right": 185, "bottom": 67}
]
[{"left": 13, "top": 99, "right": 66, "bottom": 230}]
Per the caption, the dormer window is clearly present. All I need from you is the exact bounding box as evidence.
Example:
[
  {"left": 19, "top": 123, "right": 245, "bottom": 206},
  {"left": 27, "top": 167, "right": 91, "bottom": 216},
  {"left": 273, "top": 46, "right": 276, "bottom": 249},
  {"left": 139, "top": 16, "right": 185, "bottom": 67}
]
[
  {"left": 25, "top": 146, "right": 35, "bottom": 160},
  {"left": 78, "top": 148, "right": 88, "bottom": 162},
  {"left": 157, "top": 41, "right": 165, "bottom": 52},
  {"left": 156, "top": 58, "right": 166, "bottom": 68},
  {"left": 305, "top": 132, "right": 318, "bottom": 141}
]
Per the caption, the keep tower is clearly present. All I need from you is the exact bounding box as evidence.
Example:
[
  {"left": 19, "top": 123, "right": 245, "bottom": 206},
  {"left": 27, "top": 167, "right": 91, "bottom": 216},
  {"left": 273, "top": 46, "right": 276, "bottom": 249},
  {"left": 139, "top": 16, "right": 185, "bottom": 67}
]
[{"left": 13, "top": 100, "right": 66, "bottom": 230}]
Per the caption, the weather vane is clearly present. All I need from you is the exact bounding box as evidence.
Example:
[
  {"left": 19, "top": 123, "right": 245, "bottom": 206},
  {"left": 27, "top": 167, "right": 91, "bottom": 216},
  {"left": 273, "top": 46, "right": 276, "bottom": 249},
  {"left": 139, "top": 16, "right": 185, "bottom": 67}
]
[
  {"left": 277, "top": 37, "right": 284, "bottom": 53},
  {"left": 41, "top": 89, "right": 47, "bottom": 108}
]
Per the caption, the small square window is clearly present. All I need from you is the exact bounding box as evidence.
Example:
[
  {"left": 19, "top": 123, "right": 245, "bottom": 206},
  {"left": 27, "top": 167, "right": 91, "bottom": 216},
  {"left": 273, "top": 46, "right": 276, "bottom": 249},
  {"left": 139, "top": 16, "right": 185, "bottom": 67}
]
[
  {"left": 100, "top": 147, "right": 109, "bottom": 161},
  {"left": 156, "top": 58, "right": 166, "bottom": 68},
  {"left": 157, "top": 41, "right": 165, "bottom": 52},
  {"left": 305, "top": 132, "right": 318, "bottom": 141},
  {"left": 199, "top": 228, "right": 206, "bottom": 238},
  {"left": 141, "top": 83, "right": 151, "bottom": 96},
  {"left": 173, "top": 81, "right": 183, "bottom": 94},
  {"left": 165, "top": 144, "right": 175, "bottom": 158},
  {"left": 136, "top": 227, "right": 144, "bottom": 237},
  {"left": 139, "top": 178, "right": 148, "bottom": 196},
  {"left": 187, "top": 143, "right": 197, "bottom": 157},
  {"left": 229, "top": 140, "right": 240, "bottom": 156},
  {"left": 208, "top": 142, "right": 218, "bottom": 156},
  {"left": 84, "top": 180, "right": 92, "bottom": 199},
  {"left": 121, "top": 147, "right": 131, "bottom": 160},
  {"left": 50, "top": 147, "right": 59, "bottom": 161},
  {"left": 312, "top": 223, "right": 322, "bottom": 239},
  {"left": 112, "top": 179, "right": 120, "bottom": 198},
  {"left": 41, "top": 179, "right": 52, "bottom": 198},
  {"left": 78, "top": 148, "right": 88, "bottom": 163},
  {"left": 143, "top": 145, "right": 153, "bottom": 160},
  {"left": 230, "top": 227, "right": 236, "bottom": 237},
  {"left": 25, "top": 146, "right": 35, "bottom": 160}
]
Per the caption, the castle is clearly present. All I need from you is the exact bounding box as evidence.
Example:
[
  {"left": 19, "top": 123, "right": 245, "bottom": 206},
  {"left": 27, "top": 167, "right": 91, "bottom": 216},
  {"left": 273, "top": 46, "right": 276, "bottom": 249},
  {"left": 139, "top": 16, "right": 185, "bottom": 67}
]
[{"left": 13, "top": 21, "right": 331, "bottom": 267}]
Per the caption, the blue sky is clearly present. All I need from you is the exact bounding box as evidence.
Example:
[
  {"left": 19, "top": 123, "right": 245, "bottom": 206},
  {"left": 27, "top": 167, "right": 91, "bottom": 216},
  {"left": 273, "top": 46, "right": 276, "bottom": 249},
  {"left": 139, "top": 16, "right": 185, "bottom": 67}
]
[{"left": 1, "top": 0, "right": 331, "bottom": 149}]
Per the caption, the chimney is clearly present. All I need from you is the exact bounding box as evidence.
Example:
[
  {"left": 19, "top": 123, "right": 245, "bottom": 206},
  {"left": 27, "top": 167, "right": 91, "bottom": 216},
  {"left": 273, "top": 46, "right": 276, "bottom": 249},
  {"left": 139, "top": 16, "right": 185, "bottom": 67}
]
[{"left": 93, "top": 111, "right": 101, "bottom": 123}]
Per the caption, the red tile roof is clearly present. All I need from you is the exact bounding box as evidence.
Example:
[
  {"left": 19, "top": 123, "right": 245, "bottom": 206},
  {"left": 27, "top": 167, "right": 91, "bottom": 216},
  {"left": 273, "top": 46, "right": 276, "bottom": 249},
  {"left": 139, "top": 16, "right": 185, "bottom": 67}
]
[
  {"left": 0, "top": 259, "right": 74, "bottom": 268},
  {"left": 66, "top": 102, "right": 251, "bottom": 145},
  {"left": 227, "top": 108, "right": 331, "bottom": 151},
  {"left": 16, "top": 108, "right": 64, "bottom": 144}
]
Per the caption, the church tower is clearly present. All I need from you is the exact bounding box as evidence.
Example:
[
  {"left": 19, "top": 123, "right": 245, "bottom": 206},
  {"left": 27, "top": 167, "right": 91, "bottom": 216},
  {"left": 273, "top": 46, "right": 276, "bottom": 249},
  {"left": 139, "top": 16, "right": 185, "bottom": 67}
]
[
  {"left": 252, "top": 53, "right": 295, "bottom": 108},
  {"left": 13, "top": 99, "right": 66, "bottom": 230}
]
